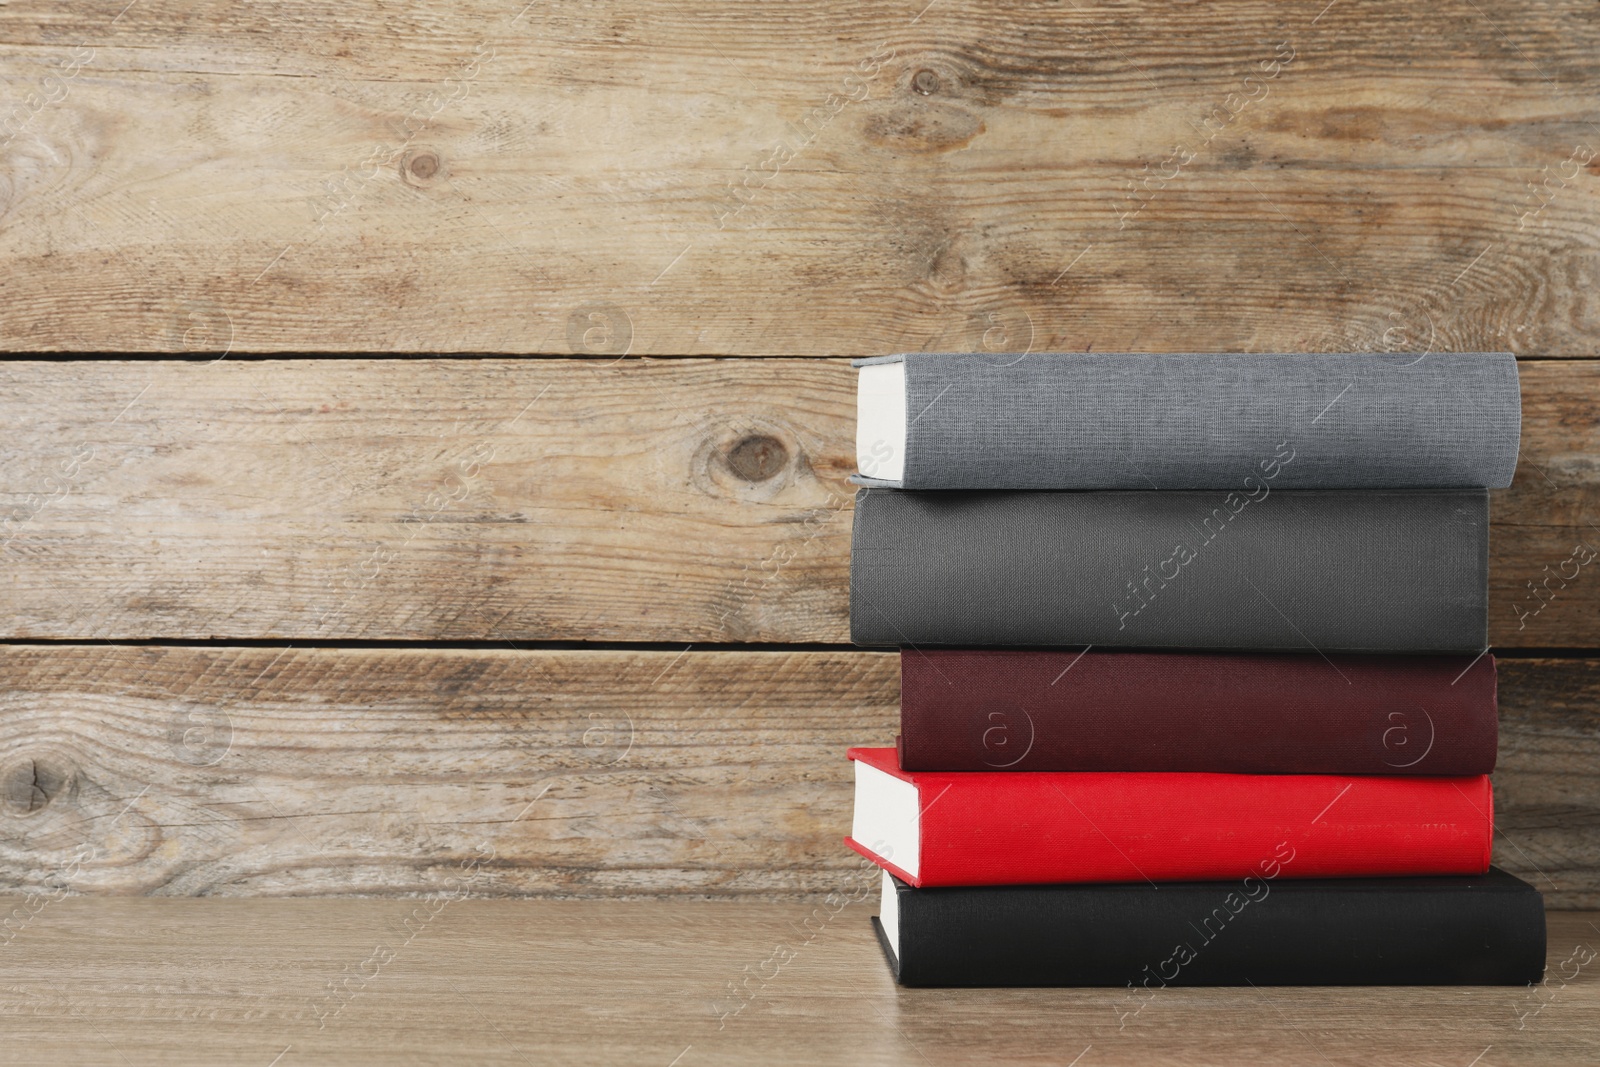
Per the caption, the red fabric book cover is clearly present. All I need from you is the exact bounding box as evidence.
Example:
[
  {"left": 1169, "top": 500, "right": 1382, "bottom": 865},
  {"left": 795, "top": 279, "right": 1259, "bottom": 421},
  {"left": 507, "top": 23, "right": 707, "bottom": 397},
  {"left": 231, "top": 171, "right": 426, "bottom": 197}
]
[
  {"left": 845, "top": 747, "right": 1493, "bottom": 888},
  {"left": 899, "top": 649, "right": 1496, "bottom": 774}
]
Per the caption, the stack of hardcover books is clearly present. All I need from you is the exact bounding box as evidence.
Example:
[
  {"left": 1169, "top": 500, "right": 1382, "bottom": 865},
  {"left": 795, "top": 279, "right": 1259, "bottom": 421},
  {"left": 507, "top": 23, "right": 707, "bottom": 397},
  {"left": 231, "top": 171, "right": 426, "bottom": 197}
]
[{"left": 846, "top": 352, "right": 1546, "bottom": 988}]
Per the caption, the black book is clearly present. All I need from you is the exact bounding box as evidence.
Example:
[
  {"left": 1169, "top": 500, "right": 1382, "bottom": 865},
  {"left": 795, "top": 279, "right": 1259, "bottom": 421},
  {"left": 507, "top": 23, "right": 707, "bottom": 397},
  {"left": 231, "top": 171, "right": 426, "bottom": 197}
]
[
  {"left": 850, "top": 487, "right": 1488, "bottom": 652},
  {"left": 872, "top": 868, "right": 1545, "bottom": 987}
]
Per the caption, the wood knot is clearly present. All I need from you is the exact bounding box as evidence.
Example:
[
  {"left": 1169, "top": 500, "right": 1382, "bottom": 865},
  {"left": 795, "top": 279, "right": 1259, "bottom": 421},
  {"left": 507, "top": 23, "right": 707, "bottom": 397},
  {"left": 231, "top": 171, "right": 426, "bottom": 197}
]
[
  {"left": 724, "top": 435, "right": 789, "bottom": 482},
  {"left": 401, "top": 147, "right": 445, "bottom": 186},
  {"left": 2, "top": 756, "right": 72, "bottom": 816},
  {"left": 410, "top": 154, "right": 439, "bottom": 179},
  {"left": 912, "top": 69, "right": 940, "bottom": 95},
  {"left": 927, "top": 240, "right": 968, "bottom": 292},
  {"left": 689, "top": 419, "right": 805, "bottom": 502}
]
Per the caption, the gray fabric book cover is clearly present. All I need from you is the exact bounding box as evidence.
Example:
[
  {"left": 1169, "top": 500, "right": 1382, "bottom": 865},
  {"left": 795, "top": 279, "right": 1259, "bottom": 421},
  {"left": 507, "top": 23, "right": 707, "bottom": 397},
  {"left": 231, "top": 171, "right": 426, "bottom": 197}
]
[
  {"left": 851, "top": 352, "right": 1520, "bottom": 490},
  {"left": 850, "top": 487, "right": 1488, "bottom": 652}
]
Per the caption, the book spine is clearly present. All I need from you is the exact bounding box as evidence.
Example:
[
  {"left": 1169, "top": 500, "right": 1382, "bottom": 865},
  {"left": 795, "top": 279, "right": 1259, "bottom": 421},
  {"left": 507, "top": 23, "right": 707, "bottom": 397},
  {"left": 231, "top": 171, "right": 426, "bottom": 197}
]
[
  {"left": 850, "top": 487, "right": 1488, "bottom": 652},
  {"left": 888, "top": 875, "right": 1546, "bottom": 986},
  {"left": 899, "top": 649, "right": 1498, "bottom": 774},
  {"left": 895, "top": 351, "right": 1520, "bottom": 490},
  {"left": 910, "top": 764, "right": 1493, "bottom": 886}
]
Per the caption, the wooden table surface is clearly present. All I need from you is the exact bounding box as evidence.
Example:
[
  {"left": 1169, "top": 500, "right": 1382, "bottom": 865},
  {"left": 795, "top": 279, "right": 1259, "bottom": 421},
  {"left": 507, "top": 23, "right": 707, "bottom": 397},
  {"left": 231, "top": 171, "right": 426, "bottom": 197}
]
[{"left": 0, "top": 898, "right": 1595, "bottom": 1066}]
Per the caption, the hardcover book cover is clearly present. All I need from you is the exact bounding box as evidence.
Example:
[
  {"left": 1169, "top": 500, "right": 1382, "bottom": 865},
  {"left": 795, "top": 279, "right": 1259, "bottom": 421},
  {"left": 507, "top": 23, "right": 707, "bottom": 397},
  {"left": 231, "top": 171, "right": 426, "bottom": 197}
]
[
  {"left": 850, "top": 487, "right": 1488, "bottom": 652},
  {"left": 873, "top": 867, "right": 1545, "bottom": 987},
  {"left": 852, "top": 351, "right": 1521, "bottom": 490},
  {"left": 846, "top": 747, "right": 1494, "bottom": 887},
  {"left": 898, "top": 649, "right": 1497, "bottom": 774}
]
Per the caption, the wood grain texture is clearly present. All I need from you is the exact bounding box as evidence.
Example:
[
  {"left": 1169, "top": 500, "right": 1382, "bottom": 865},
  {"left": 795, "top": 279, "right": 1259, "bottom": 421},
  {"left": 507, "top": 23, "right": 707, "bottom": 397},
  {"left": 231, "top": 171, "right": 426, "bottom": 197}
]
[
  {"left": 0, "top": 645, "right": 1594, "bottom": 905},
  {"left": 1492, "top": 360, "right": 1600, "bottom": 646},
  {"left": 1, "top": 897, "right": 1596, "bottom": 1066},
  {"left": 0, "top": 1, "right": 1597, "bottom": 354},
  {"left": 0, "top": 358, "right": 1597, "bottom": 645},
  {"left": 0, "top": 358, "right": 856, "bottom": 644},
  {"left": 0, "top": 646, "right": 900, "bottom": 898},
  {"left": 1495, "top": 657, "right": 1600, "bottom": 907}
]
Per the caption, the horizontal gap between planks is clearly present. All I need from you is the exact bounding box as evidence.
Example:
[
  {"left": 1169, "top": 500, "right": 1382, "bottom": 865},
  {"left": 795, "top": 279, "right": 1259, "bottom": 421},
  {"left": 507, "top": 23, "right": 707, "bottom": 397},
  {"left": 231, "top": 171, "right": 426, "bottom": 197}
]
[
  {"left": 0, "top": 637, "right": 865, "bottom": 652},
  {"left": 0, "top": 639, "right": 1595, "bottom": 658},
  {"left": 0, "top": 353, "right": 1592, "bottom": 362},
  {"left": 0, "top": 353, "right": 842, "bottom": 363}
]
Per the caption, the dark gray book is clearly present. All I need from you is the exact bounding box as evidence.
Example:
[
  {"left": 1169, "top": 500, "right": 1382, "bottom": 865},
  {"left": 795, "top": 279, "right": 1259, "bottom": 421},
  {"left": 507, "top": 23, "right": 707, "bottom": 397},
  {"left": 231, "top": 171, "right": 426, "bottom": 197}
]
[
  {"left": 850, "top": 487, "right": 1487, "bottom": 652},
  {"left": 872, "top": 868, "right": 1546, "bottom": 987},
  {"left": 852, "top": 352, "right": 1520, "bottom": 490}
]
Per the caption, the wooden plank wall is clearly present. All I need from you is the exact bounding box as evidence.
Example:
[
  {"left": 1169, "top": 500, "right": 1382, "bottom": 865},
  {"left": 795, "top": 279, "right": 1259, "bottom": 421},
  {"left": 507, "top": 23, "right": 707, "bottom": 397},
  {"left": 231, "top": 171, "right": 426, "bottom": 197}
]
[
  {"left": 1, "top": 1, "right": 1598, "bottom": 903},
  {"left": 0, "top": 646, "right": 1594, "bottom": 905},
  {"left": 0, "top": 3, "right": 1595, "bottom": 356},
  {"left": 0, "top": 359, "right": 1597, "bottom": 646}
]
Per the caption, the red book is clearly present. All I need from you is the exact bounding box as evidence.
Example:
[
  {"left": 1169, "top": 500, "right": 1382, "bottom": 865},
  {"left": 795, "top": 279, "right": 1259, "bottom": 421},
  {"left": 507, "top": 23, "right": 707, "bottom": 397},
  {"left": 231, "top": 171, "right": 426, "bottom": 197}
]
[
  {"left": 899, "top": 649, "right": 1496, "bottom": 774},
  {"left": 845, "top": 747, "right": 1493, "bottom": 888}
]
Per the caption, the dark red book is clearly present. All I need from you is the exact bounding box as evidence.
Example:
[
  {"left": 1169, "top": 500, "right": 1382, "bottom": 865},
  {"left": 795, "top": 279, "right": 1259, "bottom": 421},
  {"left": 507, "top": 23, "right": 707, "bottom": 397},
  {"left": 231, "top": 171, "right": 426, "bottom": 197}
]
[
  {"left": 898, "top": 649, "right": 1496, "bottom": 774},
  {"left": 845, "top": 747, "right": 1494, "bottom": 888}
]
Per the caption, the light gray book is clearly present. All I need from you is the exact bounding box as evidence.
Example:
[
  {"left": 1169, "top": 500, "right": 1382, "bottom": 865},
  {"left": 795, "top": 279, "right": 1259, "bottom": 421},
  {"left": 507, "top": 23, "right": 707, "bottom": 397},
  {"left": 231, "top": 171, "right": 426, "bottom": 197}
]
[
  {"left": 852, "top": 352, "right": 1520, "bottom": 490},
  {"left": 850, "top": 487, "right": 1488, "bottom": 652}
]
